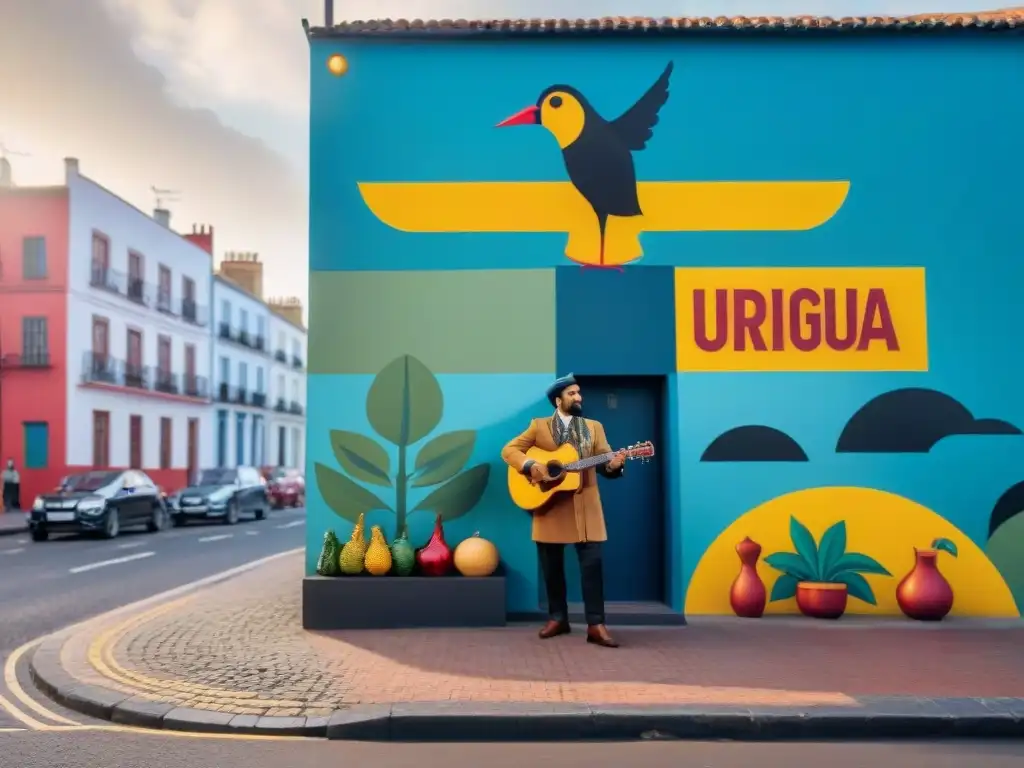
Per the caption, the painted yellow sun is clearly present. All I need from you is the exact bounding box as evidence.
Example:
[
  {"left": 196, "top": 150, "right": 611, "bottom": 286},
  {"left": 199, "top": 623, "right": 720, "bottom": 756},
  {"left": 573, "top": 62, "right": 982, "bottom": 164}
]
[
  {"left": 327, "top": 54, "right": 348, "bottom": 76},
  {"left": 685, "top": 486, "right": 1018, "bottom": 617}
]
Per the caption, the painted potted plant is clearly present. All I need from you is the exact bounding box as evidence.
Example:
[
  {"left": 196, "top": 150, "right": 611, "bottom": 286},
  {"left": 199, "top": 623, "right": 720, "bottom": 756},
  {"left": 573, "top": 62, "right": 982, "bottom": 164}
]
[
  {"left": 765, "top": 516, "right": 892, "bottom": 619},
  {"left": 896, "top": 537, "right": 958, "bottom": 621}
]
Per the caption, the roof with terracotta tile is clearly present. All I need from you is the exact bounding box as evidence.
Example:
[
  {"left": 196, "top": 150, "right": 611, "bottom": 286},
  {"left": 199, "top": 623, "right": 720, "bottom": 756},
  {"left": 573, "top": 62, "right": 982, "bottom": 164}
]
[{"left": 305, "top": 7, "right": 1024, "bottom": 38}]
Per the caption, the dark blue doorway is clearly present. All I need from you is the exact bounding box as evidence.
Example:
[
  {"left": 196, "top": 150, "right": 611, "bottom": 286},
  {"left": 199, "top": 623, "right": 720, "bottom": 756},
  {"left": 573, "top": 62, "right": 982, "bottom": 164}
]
[{"left": 560, "top": 376, "right": 665, "bottom": 604}]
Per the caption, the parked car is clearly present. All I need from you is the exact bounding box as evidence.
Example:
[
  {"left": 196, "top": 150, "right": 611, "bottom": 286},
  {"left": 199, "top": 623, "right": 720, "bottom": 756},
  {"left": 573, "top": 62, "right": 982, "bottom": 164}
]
[
  {"left": 167, "top": 466, "right": 268, "bottom": 526},
  {"left": 29, "top": 469, "right": 167, "bottom": 542},
  {"left": 266, "top": 467, "right": 305, "bottom": 509}
]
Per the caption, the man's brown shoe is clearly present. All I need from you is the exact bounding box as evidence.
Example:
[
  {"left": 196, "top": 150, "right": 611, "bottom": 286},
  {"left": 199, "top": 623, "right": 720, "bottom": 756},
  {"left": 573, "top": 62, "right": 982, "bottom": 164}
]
[
  {"left": 538, "top": 620, "right": 571, "bottom": 639},
  {"left": 586, "top": 624, "right": 619, "bottom": 648}
]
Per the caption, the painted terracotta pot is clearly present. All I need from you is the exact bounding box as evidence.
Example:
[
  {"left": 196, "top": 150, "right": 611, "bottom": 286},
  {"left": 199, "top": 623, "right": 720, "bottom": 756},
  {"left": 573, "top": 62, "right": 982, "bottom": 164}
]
[
  {"left": 896, "top": 548, "right": 954, "bottom": 621},
  {"left": 730, "top": 537, "right": 766, "bottom": 618},
  {"left": 796, "top": 582, "right": 848, "bottom": 619}
]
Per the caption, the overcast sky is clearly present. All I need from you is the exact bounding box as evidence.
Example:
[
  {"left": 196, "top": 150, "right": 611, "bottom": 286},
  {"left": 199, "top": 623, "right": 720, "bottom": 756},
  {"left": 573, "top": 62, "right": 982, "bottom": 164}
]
[{"left": 0, "top": 0, "right": 1002, "bottom": 306}]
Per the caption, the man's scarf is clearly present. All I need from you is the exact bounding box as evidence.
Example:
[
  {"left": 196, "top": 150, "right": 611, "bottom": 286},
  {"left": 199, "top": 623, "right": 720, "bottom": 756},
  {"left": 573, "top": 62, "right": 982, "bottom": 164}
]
[{"left": 551, "top": 411, "right": 592, "bottom": 458}]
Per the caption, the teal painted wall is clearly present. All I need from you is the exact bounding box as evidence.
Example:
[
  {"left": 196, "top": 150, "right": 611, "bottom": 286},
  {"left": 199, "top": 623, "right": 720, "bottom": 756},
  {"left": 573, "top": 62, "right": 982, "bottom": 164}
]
[{"left": 307, "top": 32, "right": 1024, "bottom": 617}]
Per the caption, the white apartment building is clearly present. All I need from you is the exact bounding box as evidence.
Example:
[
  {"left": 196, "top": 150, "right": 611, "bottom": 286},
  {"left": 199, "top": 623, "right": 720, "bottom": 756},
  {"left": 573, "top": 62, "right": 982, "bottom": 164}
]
[
  {"left": 212, "top": 267, "right": 272, "bottom": 468},
  {"left": 63, "top": 158, "right": 214, "bottom": 488},
  {"left": 267, "top": 304, "right": 307, "bottom": 469}
]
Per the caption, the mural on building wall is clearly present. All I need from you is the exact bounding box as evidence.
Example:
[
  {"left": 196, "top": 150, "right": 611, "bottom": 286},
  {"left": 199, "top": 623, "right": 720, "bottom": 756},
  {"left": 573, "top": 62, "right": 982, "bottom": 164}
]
[
  {"left": 836, "top": 387, "right": 1021, "bottom": 453},
  {"left": 686, "top": 487, "right": 1018, "bottom": 618},
  {"left": 700, "top": 426, "right": 808, "bottom": 462},
  {"left": 986, "top": 485, "right": 1024, "bottom": 615},
  {"left": 313, "top": 354, "right": 491, "bottom": 540},
  {"left": 355, "top": 61, "right": 849, "bottom": 268}
]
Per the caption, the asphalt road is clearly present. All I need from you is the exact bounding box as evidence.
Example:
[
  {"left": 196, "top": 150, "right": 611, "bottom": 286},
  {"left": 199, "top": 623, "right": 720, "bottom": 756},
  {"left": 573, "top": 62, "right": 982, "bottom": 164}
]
[
  {"left": 1, "top": 732, "right": 1023, "bottom": 767},
  {"left": 0, "top": 504, "right": 307, "bottom": 731}
]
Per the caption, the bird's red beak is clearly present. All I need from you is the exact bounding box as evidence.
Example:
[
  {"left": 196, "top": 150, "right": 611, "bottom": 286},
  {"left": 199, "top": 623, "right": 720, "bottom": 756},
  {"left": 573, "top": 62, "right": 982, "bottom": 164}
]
[{"left": 496, "top": 105, "right": 539, "bottom": 127}]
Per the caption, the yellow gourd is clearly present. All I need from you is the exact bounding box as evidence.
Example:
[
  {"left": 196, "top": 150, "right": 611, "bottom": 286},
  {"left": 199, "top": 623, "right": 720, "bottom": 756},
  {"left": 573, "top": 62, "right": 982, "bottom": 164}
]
[
  {"left": 338, "top": 513, "right": 368, "bottom": 575},
  {"left": 364, "top": 526, "right": 393, "bottom": 576},
  {"left": 453, "top": 532, "right": 500, "bottom": 577}
]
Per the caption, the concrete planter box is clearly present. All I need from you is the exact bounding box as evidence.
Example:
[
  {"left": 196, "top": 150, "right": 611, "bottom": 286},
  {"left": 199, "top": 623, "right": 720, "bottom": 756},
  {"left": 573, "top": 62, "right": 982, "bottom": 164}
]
[{"left": 302, "top": 572, "right": 507, "bottom": 630}]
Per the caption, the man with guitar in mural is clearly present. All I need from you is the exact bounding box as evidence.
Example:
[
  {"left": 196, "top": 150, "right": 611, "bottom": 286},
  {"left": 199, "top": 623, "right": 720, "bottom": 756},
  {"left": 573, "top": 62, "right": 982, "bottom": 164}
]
[{"left": 501, "top": 374, "right": 628, "bottom": 648}]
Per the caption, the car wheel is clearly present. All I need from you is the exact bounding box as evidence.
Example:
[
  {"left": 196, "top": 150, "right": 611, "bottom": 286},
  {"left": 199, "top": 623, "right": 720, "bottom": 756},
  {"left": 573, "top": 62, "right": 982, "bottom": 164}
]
[
  {"left": 224, "top": 499, "right": 239, "bottom": 525},
  {"left": 147, "top": 501, "right": 167, "bottom": 532},
  {"left": 31, "top": 528, "right": 49, "bottom": 542},
  {"left": 103, "top": 508, "right": 120, "bottom": 539},
  {"left": 171, "top": 515, "right": 185, "bottom": 528}
]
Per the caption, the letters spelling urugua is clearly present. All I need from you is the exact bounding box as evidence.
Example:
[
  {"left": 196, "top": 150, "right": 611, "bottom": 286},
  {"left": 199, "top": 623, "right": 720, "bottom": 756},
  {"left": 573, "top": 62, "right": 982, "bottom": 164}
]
[{"left": 692, "top": 287, "right": 899, "bottom": 353}]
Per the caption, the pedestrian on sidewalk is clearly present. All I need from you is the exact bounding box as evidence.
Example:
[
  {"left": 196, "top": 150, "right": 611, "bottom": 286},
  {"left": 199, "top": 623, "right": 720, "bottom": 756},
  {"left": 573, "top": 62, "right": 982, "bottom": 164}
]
[{"left": 2, "top": 458, "right": 21, "bottom": 511}]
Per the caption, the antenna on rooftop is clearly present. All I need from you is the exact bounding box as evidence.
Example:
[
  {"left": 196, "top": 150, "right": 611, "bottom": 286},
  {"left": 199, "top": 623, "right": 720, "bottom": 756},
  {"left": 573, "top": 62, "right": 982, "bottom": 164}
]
[
  {"left": 0, "top": 141, "right": 30, "bottom": 160},
  {"left": 151, "top": 185, "right": 181, "bottom": 209}
]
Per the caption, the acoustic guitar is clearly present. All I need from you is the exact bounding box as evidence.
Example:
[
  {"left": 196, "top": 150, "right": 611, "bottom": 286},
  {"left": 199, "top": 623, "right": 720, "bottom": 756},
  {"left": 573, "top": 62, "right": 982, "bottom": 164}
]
[{"left": 507, "top": 441, "right": 656, "bottom": 511}]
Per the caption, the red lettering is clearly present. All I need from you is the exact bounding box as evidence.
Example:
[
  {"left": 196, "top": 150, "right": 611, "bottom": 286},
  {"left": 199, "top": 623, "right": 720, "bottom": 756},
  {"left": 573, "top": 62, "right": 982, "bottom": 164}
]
[
  {"left": 789, "top": 288, "right": 821, "bottom": 352},
  {"left": 732, "top": 289, "right": 767, "bottom": 351},
  {"left": 691, "top": 286, "right": 901, "bottom": 353}
]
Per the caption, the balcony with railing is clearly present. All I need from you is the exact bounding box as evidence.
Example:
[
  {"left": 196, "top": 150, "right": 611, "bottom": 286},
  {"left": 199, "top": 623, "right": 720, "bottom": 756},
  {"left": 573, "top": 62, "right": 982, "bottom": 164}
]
[
  {"left": 274, "top": 397, "right": 287, "bottom": 413},
  {"left": 254, "top": 335, "right": 265, "bottom": 352},
  {"left": 289, "top": 401, "right": 304, "bottom": 416},
  {"left": 81, "top": 351, "right": 209, "bottom": 401},
  {"left": 217, "top": 324, "right": 268, "bottom": 354},
  {"left": 0, "top": 352, "right": 52, "bottom": 370},
  {"left": 252, "top": 391, "right": 267, "bottom": 408},
  {"left": 274, "top": 349, "right": 287, "bottom": 363},
  {"left": 291, "top": 354, "right": 304, "bottom": 370},
  {"left": 90, "top": 263, "right": 209, "bottom": 327}
]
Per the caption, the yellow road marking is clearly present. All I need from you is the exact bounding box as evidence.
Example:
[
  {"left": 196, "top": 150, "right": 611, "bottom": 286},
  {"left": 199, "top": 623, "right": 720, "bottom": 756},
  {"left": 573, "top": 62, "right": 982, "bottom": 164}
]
[
  {"left": 0, "top": 727, "right": 27, "bottom": 733},
  {"left": 0, "top": 691, "right": 51, "bottom": 730},
  {"left": 4, "top": 641, "right": 80, "bottom": 726}
]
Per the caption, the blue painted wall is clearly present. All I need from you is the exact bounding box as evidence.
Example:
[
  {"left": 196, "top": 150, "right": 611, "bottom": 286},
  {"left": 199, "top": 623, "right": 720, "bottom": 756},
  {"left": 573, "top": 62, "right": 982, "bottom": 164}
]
[{"left": 307, "top": 32, "right": 1024, "bottom": 615}]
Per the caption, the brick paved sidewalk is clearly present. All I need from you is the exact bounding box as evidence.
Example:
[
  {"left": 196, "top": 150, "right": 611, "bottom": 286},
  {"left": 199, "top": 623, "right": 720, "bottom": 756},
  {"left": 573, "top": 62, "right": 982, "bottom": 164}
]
[{"left": 42, "top": 552, "right": 1024, "bottom": 722}]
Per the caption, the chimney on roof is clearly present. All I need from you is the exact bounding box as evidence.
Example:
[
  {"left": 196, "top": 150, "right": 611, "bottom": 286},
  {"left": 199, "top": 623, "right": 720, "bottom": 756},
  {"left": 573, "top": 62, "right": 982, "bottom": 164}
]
[
  {"left": 184, "top": 223, "right": 214, "bottom": 254},
  {"left": 64, "top": 157, "right": 79, "bottom": 182},
  {"left": 324, "top": 0, "right": 334, "bottom": 26},
  {"left": 268, "top": 296, "right": 305, "bottom": 329},
  {"left": 0, "top": 157, "right": 12, "bottom": 188},
  {"left": 153, "top": 208, "right": 170, "bottom": 228},
  {"left": 219, "top": 250, "right": 264, "bottom": 299}
]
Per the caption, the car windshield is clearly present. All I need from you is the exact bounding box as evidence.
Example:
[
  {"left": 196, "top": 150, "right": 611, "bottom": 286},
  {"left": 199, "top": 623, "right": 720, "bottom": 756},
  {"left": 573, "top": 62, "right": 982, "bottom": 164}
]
[
  {"left": 197, "top": 469, "right": 237, "bottom": 486},
  {"left": 63, "top": 471, "right": 120, "bottom": 492}
]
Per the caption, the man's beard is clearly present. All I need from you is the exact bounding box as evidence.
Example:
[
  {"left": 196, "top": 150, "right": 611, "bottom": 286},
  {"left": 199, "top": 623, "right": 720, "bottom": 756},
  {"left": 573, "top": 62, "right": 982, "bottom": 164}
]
[{"left": 567, "top": 402, "right": 583, "bottom": 416}]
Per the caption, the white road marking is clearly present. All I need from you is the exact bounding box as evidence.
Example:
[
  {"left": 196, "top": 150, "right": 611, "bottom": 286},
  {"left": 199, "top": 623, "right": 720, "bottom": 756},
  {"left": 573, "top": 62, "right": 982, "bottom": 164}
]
[
  {"left": 1, "top": 548, "right": 24, "bottom": 555},
  {"left": 245, "top": 530, "right": 260, "bottom": 536},
  {"left": 68, "top": 551, "right": 155, "bottom": 574},
  {"left": 198, "top": 534, "right": 232, "bottom": 543},
  {"left": 275, "top": 520, "right": 304, "bottom": 529},
  {"left": 14, "top": 538, "right": 27, "bottom": 544},
  {"left": 117, "top": 541, "right": 146, "bottom": 549}
]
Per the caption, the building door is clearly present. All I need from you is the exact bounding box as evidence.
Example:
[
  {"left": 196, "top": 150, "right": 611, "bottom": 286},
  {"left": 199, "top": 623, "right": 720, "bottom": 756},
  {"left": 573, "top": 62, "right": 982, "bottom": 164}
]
[
  {"left": 129, "top": 414, "right": 142, "bottom": 469},
  {"left": 157, "top": 335, "right": 172, "bottom": 389},
  {"left": 561, "top": 376, "right": 665, "bottom": 604},
  {"left": 184, "top": 344, "right": 196, "bottom": 395},
  {"left": 277, "top": 426, "right": 286, "bottom": 466},
  {"left": 187, "top": 417, "right": 198, "bottom": 485},
  {"left": 93, "top": 411, "right": 110, "bottom": 467},
  {"left": 235, "top": 413, "right": 246, "bottom": 466},
  {"left": 126, "top": 328, "right": 142, "bottom": 385},
  {"left": 216, "top": 411, "right": 227, "bottom": 468},
  {"left": 92, "top": 316, "right": 109, "bottom": 373},
  {"left": 23, "top": 422, "right": 48, "bottom": 469}
]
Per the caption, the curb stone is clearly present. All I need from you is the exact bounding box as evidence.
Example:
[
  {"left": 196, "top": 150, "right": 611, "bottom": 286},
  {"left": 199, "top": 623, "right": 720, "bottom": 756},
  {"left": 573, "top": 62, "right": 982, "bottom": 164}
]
[{"left": 29, "top": 633, "right": 1024, "bottom": 741}]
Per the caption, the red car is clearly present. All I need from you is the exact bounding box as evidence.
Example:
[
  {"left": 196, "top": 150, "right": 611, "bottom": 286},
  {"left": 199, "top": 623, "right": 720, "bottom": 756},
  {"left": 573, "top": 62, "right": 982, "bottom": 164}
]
[{"left": 266, "top": 468, "right": 305, "bottom": 509}]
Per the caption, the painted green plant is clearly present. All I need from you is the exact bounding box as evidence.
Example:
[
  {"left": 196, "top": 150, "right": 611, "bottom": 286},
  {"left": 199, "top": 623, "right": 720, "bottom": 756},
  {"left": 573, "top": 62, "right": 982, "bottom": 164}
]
[
  {"left": 765, "top": 516, "right": 893, "bottom": 606},
  {"left": 929, "top": 537, "right": 958, "bottom": 557},
  {"left": 314, "top": 354, "right": 491, "bottom": 539}
]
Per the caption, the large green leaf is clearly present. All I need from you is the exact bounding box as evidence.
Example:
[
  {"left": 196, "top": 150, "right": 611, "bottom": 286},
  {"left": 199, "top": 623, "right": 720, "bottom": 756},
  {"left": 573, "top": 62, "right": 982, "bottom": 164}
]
[
  {"left": 764, "top": 552, "right": 816, "bottom": 582},
  {"left": 412, "top": 463, "right": 490, "bottom": 521},
  {"left": 314, "top": 462, "right": 391, "bottom": 523},
  {"left": 833, "top": 571, "right": 877, "bottom": 605},
  {"left": 330, "top": 430, "right": 391, "bottom": 487},
  {"left": 789, "top": 516, "right": 820, "bottom": 580},
  {"left": 411, "top": 430, "right": 476, "bottom": 488},
  {"left": 831, "top": 552, "right": 891, "bottom": 576},
  {"left": 986, "top": 515, "right": 1024, "bottom": 614},
  {"left": 817, "top": 520, "right": 847, "bottom": 581},
  {"left": 932, "top": 537, "right": 959, "bottom": 557},
  {"left": 769, "top": 574, "right": 799, "bottom": 602},
  {"left": 365, "top": 355, "right": 443, "bottom": 447}
]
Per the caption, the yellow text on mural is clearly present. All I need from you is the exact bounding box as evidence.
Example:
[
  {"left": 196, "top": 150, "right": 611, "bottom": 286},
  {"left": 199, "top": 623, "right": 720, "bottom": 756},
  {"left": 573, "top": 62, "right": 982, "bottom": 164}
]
[
  {"left": 358, "top": 181, "right": 849, "bottom": 266},
  {"left": 674, "top": 267, "right": 928, "bottom": 372}
]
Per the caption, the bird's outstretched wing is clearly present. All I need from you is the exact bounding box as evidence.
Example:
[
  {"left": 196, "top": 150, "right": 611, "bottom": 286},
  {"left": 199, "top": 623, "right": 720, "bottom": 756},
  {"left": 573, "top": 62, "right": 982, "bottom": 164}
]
[{"left": 609, "top": 61, "right": 674, "bottom": 151}]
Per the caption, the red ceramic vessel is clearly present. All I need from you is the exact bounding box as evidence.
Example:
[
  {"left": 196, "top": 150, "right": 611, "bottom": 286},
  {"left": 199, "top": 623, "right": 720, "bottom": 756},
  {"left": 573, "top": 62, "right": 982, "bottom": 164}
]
[
  {"left": 896, "top": 548, "right": 954, "bottom": 621},
  {"left": 416, "top": 514, "right": 454, "bottom": 576},
  {"left": 730, "top": 537, "right": 767, "bottom": 618},
  {"left": 796, "top": 582, "right": 848, "bottom": 619}
]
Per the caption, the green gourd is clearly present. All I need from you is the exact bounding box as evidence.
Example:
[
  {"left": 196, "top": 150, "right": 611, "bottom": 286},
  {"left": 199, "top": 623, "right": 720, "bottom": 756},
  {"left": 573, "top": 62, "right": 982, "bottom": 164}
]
[
  {"left": 316, "top": 530, "right": 341, "bottom": 576},
  {"left": 391, "top": 526, "right": 416, "bottom": 576}
]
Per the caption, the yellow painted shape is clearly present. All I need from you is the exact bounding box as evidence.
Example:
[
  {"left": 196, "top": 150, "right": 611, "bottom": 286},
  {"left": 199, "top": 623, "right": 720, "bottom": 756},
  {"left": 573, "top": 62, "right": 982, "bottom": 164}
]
[
  {"left": 685, "top": 486, "right": 1019, "bottom": 618},
  {"left": 674, "top": 266, "right": 929, "bottom": 372},
  {"left": 358, "top": 180, "right": 849, "bottom": 239}
]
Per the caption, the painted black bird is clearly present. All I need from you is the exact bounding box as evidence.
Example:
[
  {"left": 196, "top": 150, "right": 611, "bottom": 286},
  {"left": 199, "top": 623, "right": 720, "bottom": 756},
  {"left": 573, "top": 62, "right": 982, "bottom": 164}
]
[{"left": 497, "top": 62, "right": 673, "bottom": 268}]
